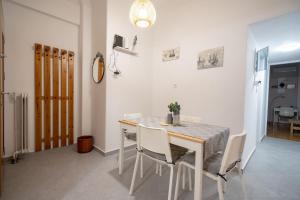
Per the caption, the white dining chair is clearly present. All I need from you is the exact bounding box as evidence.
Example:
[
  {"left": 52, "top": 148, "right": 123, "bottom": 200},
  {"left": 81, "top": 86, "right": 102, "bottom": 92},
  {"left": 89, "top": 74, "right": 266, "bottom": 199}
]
[
  {"left": 123, "top": 113, "right": 142, "bottom": 140},
  {"left": 174, "top": 132, "right": 247, "bottom": 200},
  {"left": 121, "top": 113, "right": 162, "bottom": 177},
  {"left": 179, "top": 115, "right": 201, "bottom": 191},
  {"left": 129, "top": 124, "right": 188, "bottom": 200},
  {"left": 119, "top": 113, "right": 142, "bottom": 175}
]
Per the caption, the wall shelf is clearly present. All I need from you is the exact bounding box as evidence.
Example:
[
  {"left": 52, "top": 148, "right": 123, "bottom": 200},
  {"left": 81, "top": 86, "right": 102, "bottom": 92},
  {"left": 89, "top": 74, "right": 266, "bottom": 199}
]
[{"left": 114, "top": 46, "right": 138, "bottom": 56}]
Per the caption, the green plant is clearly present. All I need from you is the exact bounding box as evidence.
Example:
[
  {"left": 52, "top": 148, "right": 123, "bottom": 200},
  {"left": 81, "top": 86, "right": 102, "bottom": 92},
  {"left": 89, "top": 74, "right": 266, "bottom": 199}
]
[{"left": 168, "top": 102, "right": 181, "bottom": 115}]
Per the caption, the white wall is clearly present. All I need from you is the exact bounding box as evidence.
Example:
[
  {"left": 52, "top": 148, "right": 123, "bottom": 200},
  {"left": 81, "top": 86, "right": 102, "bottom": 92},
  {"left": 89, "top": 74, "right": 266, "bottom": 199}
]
[
  {"left": 3, "top": 0, "right": 81, "bottom": 156},
  {"left": 151, "top": 0, "right": 300, "bottom": 132},
  {"left": 80, "top": 0, "right": 92, "bottom": 134},
  {"left": 243, "top": 30, "right": 259, "bottom": 167},
  {"left": 7, "top": 0, "right": 80, "bottom": 25},
  {"left": 90, "top": 0, "right": 107, "bottom": 151},
  {"left": 104, "top": 0, "right": 153, "bottom": 152}
]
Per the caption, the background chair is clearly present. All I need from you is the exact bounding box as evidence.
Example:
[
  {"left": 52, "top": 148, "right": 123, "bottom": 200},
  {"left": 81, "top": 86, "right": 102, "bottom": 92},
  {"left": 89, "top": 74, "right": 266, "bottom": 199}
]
[
  {"left": 278, "top": 107, "right": 296, "bottom": 125},
  {"left": 120, "top": 113, "right": 162, "bottom": 177},
  {"left": 129, "top": 124, "right": 187, "bottom": 200},
  {"left": 290, "top": 120, "right": 300, "bottom": 136},
  {"left": 119, "top": 113, "right": 142, "bottom": 176},
  {"left": 174, "top": 132, "right": 247, "bottom": 200}
]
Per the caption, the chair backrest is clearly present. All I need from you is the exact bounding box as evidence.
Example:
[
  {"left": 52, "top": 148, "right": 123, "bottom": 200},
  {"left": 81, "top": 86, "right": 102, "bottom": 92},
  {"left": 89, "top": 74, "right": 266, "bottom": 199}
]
[
  {"left": 124, "top": 113, "right": 143, "bottom": 121},
  {"left": 181, "top": 115, "right": 201, "bottom": 123},
  {"left": 279, "top": 107, "right": 294, "bottom": 118},
  {"left": 219, "top": 132, "right": 246, "bottom": 174},
  {"left": 137, "top": 124, "right": 172, "bottom": 163}
]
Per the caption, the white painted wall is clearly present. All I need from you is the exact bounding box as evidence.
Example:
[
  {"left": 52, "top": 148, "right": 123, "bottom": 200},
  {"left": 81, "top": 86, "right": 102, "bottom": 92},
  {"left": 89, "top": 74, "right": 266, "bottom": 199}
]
[
  {"left": 243, "top": 30, "right": 259, "bottom": 167},
  {"left": 7, "top": 0, "right": 80, "bottom": 25},
  {"left": 79, "top": 0, "right": 92, "bottom": 134},
  {"left": 3, "top": 0, "right": 81, "bottom": 156},
  {"left": 250, "top": 10, "right": 300, "bottom": 64},
  {"left": 104, "top": 0, "right": 153, "bottom": 152},
  {"left": 90, "top": 0, "right": 107, "bottom": 151}
]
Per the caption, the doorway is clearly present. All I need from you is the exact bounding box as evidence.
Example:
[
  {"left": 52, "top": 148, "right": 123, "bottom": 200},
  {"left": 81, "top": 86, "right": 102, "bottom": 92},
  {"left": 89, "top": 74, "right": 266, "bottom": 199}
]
[
  {"left": 267, "top": 62, "right": 300, "bottom": 141},
  {"left": 255, "top": 47, "right": 269, "bottom": 143},
  {"left": 249, "top": 10, "right": 300, "bottom": 143}
]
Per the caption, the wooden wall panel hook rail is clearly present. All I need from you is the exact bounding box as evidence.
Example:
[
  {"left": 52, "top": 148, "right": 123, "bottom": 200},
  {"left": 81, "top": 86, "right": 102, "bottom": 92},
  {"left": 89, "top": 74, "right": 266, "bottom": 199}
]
[
  {"left": 52, "top": 47, "right": 59, "bottom": 148},
  {"left": 44, "top": 46, "right": 51, "bottom": 149},
  {"left": 34, "top": 43, "right": 42, "bottom": 152},
  {"left": 35, "top": 44, "right": 75, "bottom": 151},
  {"left": 61, "top": 50, "right": 68, "bottom": 147},
  {"left": 68, "top": 51, "right": 74, "bottom": 145}
]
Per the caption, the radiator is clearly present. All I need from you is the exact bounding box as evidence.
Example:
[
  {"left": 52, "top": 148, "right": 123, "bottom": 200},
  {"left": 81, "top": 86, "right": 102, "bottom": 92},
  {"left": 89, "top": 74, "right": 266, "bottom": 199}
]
[{"left": 13, "top": 93, "right": 29, "bottom": 161}]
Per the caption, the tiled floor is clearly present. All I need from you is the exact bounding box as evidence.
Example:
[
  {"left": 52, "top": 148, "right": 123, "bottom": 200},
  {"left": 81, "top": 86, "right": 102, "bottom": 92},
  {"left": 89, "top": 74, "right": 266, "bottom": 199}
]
[{"left": 1, "top": 137, "right": 300, "bottom": 200}]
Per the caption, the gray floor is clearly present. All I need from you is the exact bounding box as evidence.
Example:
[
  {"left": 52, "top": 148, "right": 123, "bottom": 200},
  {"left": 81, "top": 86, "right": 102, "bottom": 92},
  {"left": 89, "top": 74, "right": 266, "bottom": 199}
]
[{"left": 1, "top": 137, "right": 300, "bottom": 200}]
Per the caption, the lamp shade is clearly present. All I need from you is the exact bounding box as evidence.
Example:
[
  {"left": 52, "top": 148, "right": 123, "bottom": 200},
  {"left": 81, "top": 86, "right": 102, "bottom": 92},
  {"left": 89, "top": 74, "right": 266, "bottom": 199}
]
[{"left": 129, "top": 0, "right": 156, "bottom": 28}]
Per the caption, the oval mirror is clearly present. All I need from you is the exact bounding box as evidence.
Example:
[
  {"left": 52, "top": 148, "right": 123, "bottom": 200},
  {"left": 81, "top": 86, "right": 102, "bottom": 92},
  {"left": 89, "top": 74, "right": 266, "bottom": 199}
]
[{"left": 92, "top": 52, "right": 105, "bottom": 83}]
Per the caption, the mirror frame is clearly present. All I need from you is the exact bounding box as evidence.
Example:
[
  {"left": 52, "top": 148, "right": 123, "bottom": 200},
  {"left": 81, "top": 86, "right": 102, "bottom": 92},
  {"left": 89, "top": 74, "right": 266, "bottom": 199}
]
[{"left": 92, "top": 52, "right": 105, "bottom": 84}]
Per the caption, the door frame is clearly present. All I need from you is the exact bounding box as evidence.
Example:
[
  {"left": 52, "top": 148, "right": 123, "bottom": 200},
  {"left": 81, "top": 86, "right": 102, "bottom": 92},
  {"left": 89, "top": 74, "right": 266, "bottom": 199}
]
[
  {"left": 0, "top": 0, "right": 4, "bottom": 195},
  {"left": 255, "top": 47, "right": 270, "bottom": 144}
]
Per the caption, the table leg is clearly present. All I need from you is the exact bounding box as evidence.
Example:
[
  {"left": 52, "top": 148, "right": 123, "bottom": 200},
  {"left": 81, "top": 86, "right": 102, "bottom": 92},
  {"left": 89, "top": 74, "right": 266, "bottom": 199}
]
[
  {"left": 119, "top": 127, "right": 125, "bottom": 175},
  {"left": 194, "top": 144, "right": 203, "bottom": 200}
]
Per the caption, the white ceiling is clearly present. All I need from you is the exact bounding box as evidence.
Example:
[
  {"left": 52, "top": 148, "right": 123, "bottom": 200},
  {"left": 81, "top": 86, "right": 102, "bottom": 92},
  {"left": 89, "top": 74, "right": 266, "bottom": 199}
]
[{"left": 250, "top": 10, "right": 300, "bottom": 64}]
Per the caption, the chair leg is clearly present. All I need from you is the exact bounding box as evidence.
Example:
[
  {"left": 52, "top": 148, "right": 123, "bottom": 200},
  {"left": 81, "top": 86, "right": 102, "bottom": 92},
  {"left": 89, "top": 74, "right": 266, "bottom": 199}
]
[
  {"left": 222, "top": 180, "right": 227, "bottom": 193},
  {"left": 140, "top": 154, "right": 143, "bottom": 178},
  {"left": 159, "top": 164, "right": 162, "bottom": 176},
  {"left": 129, "top": 152, "right": 140, "bottom": 195},
  {"left": 168, "top": 166, "right": 174, "bottom": 200},
  {"left": 174, "top": 163, "right": 182, "bottom": 200},
  {"left": 118, "top": 131, "right": 125, "bottom": 175},
  {"left": 238, "top": 166, "right": 247, "bottom": 200},
  {"left": 182, "top": 166, "right": 186, "bottom": 190},
  {"left": 217, "top": 177, "right": 225, "bottom": 200},
  {"left": 188, "top": 168, "right": 193, "bottom": 191},
  {"left": 156, "top": 162, "right": 159, "bottom": 174}
]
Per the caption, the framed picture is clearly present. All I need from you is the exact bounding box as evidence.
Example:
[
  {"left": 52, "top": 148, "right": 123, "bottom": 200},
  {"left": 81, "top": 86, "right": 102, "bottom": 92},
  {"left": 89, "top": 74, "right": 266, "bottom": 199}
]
[
  {"left": 197, "top": 47, "right": 224, "bottom": 70},
  {"left": 162, "top": 47, "right": 180, "bottom": 61}
]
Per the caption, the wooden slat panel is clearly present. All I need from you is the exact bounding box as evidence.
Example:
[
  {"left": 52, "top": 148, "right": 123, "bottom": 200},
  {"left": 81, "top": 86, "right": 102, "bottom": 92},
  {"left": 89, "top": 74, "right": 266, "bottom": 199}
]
[
  {"left": 44, "top": 46, "right": 51, "bottom": 149},
  {"left": 68, "top": 51, "right": 74, "bottom": 144},
  {"left": 34, "top": 43, "right": 42, "bottom": 151},
  {"left": 52, "top": 48, "right": 59, "bottom": 148},
  {"left": 61, "top": 50, "right": 68, "bottom": 146}
]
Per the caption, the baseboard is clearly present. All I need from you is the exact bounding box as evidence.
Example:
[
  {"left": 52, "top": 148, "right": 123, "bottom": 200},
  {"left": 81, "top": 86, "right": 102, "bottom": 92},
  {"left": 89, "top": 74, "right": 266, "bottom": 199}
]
[
  {"left": 3, "top": 149, "right": 34, "bottom": 160},
  {"left": 259, "top": 134, "right": 266, "bottom": 143},
  {"left": 93, "top": 144, "right": 136, "bottom": 157},
  {"left": 93, "top": 145, "right": 106, "bottom": 156},
  {"left": 242, "top": 146, "right": 256, "bottom": 170}
]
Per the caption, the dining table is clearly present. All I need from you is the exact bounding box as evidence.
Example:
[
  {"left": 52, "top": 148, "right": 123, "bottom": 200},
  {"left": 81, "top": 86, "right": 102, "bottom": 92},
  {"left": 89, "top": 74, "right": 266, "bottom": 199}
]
[{"left": 118, "top": 117, "right": 230, "bottom": 200}]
